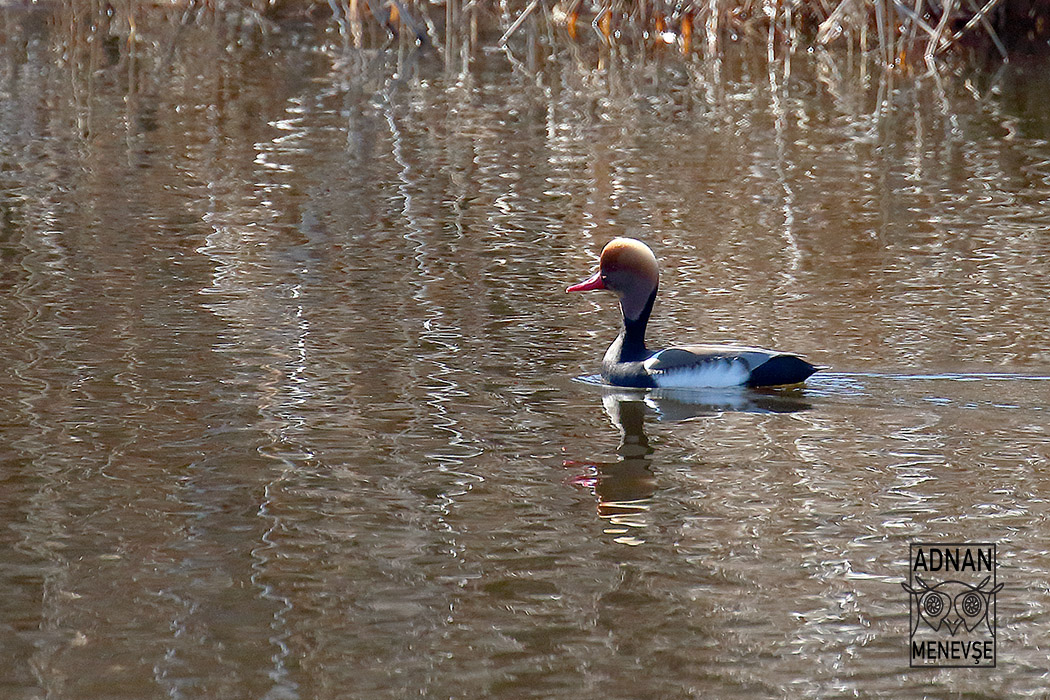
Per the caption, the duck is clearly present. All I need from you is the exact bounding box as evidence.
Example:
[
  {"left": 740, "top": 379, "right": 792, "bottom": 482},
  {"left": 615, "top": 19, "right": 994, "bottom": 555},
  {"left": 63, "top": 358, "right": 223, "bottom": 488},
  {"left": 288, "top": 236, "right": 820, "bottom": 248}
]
[{"left": 567, "top": 238, "right": 819, "bottom": 389}]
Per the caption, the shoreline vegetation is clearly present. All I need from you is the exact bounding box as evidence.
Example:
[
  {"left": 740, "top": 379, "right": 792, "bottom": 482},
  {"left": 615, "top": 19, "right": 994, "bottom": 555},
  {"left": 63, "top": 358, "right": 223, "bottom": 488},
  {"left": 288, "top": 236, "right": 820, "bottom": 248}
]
[
  {"left": 3, "top": 0, "right": 1047, "bottom": 148},
  {"left": 7, "top": 0, "right": 1049, "bottom": 68}
]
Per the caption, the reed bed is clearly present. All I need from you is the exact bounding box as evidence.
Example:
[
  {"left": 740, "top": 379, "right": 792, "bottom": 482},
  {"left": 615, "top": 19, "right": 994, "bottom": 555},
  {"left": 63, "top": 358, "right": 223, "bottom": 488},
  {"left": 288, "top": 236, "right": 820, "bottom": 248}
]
[
  {"left": 15, "top": 0, "right": 1046, "bottom": 67},
  {"left": 0, "top": 0, "right": 1040, "bottom": 166}
]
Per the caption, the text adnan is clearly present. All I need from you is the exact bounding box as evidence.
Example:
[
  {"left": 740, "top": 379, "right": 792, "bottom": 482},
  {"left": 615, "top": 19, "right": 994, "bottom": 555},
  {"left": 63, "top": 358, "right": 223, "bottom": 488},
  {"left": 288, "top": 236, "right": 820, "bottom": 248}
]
[{"left": 913, "top": 547, "right": 992, "bottom": 573}]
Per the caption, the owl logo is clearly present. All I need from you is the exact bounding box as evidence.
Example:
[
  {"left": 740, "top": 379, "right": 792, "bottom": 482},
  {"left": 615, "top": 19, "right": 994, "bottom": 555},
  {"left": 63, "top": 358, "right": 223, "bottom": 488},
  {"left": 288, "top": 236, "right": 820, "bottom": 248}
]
[
  {"left": 902, "top": 575, "right": 1003, "bottom": 638},
  {"left": 905, "top": 543, "right": 1000, "bottom": 667}
]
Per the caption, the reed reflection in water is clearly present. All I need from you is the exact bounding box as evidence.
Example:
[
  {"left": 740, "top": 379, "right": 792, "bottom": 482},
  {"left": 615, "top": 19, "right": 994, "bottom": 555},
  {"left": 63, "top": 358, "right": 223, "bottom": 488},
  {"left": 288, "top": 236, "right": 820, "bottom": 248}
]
[{"left": 2, "top": 4, "right": 1050, "bottom": 698}]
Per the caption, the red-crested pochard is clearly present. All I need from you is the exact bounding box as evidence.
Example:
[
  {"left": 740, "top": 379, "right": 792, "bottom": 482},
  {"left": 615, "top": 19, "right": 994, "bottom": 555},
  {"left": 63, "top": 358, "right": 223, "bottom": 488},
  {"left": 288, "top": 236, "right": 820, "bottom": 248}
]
[{"left": 567, "top": 238, "right": 819, "bottom": 389}]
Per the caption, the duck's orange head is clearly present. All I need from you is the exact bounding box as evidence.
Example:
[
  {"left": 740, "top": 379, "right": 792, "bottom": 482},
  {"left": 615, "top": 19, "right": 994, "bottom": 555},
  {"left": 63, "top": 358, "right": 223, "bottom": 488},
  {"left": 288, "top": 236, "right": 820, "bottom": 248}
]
[{"left": 567, "top": 238, "right": 659, "bottom": 320}]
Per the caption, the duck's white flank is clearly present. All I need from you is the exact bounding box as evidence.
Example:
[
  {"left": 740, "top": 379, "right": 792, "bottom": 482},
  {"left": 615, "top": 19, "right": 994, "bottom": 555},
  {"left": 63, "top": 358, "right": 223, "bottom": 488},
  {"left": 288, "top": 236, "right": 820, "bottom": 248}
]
[{"left": 644, "top": 356, "right": 752, "bottom": 388}]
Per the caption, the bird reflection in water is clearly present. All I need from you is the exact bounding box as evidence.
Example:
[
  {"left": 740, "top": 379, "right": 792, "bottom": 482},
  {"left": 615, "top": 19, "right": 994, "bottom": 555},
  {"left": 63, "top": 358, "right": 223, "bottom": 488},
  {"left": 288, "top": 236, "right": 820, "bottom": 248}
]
[{"left": 565, "top": 387, "right": 812, "bottom": 545}]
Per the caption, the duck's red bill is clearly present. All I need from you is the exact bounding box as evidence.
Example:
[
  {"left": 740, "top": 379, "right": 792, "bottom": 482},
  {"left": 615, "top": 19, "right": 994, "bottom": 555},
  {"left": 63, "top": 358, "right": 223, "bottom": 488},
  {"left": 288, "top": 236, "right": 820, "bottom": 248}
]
[{"left": 566, "top": 270, "right": 605, "bottom": 292}]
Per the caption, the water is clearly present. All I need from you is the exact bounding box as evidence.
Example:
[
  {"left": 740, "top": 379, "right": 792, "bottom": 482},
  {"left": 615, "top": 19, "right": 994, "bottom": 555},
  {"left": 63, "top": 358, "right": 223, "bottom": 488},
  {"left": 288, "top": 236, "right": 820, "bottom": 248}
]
[{"left": 3, "top": 5, "right": 1050, "bottom": 698}]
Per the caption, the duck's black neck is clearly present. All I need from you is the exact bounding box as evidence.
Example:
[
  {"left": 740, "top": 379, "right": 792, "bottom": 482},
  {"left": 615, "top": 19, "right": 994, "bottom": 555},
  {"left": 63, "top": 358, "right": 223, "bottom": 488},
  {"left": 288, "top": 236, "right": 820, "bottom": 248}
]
[{"left": 614, "top": 287, "right": 657, "bottom": 362}]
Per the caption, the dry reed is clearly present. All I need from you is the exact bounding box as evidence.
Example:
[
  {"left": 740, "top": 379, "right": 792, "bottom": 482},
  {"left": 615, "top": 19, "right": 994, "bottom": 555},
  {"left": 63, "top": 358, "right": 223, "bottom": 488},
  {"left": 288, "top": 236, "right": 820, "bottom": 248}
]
[{"left": 21, "top": 0, "right": 1048, "bottom": 66}]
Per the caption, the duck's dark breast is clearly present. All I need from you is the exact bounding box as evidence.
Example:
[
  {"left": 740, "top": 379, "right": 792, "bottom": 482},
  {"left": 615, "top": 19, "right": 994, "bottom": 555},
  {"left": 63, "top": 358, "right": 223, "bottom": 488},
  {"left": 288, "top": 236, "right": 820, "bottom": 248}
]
[{"left": 601, "top": 360, "right": 658, "bottom": 388}]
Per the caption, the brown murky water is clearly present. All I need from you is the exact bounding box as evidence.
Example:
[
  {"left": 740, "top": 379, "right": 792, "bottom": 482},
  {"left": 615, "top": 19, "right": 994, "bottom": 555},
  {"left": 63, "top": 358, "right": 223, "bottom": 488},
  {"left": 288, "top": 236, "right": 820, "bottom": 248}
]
[{"left": 3, "top": 5, "right": 1050, "bottom": 698}]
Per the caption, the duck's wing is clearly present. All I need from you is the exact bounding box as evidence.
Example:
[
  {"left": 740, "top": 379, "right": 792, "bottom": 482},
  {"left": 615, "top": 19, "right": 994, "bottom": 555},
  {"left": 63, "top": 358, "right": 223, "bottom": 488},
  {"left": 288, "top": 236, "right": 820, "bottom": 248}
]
[
  {"left": 643, "top": 344, "right": 818, "bottom": 388},
  {"left": 643, "top": 345, "right": 775, "bottom": 371}
]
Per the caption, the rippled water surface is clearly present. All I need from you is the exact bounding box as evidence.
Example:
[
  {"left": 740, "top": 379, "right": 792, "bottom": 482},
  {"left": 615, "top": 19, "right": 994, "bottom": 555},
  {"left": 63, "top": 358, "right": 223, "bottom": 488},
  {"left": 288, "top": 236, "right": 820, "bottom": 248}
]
[{"left": 3, "top": 6, "right": 1050, "bottom": 698}]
